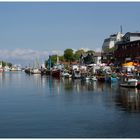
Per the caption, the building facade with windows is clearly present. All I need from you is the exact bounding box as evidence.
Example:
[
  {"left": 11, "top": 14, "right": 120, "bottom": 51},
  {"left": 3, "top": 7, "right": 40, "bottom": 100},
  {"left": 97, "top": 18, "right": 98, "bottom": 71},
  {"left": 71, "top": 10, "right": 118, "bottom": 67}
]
[
  {"left": 114, "top": 39, "right": 140, "bottom": 65},
  {"left": 102, "top": 32, "right": 140, "bottom": 65},
  {"left": 101, "top": 32, "right": 124, "bottom": 63}
]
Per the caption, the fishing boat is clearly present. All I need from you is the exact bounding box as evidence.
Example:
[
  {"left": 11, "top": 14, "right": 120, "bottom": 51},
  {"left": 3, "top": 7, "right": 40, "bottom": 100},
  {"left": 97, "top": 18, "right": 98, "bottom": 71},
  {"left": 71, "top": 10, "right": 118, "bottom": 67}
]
[
  {"left": 51, "top": 69, "right": 61, "bottom": 79},
  {"left": 96, "top": 70, "right": 105, "bottom": 82}
]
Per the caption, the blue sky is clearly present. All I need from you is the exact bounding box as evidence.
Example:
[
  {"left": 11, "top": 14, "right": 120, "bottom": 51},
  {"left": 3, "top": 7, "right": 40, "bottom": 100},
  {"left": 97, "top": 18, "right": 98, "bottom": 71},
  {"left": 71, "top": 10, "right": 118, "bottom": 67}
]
[{"left": 0, "top": 2, "right": 140, "bottom": 66}]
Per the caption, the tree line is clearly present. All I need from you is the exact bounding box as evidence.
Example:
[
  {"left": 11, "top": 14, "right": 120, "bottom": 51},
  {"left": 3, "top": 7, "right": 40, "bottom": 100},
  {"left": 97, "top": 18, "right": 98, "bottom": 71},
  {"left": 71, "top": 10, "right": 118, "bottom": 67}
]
[{"left": 45, "top": 48, "right": 95, "bottom": 68}]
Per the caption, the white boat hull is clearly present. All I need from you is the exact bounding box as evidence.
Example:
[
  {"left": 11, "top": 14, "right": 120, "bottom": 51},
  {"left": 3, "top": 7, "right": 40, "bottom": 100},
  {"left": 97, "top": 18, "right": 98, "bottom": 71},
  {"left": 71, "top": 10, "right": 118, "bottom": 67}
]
[{"left": 120, "top": 79, "right": 138, "bottom": 87}]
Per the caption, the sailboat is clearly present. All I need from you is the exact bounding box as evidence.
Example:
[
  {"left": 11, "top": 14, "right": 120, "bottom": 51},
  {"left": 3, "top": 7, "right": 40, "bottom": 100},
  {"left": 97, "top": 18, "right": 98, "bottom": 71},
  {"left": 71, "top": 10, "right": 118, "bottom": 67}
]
[
  {"left": 30, "top": 58, "right": 41, "bottom": 74},
  {"left": 51, "top": 55, "right": 61, "bottom": 78}
]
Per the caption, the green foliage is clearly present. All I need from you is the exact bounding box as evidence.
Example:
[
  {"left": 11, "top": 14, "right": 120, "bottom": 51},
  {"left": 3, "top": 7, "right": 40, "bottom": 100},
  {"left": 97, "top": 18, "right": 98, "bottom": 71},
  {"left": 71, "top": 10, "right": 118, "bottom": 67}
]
[
  {"left": 45, "top": 55, "right": 63, "bottom": 68},
  {"left": 86, "top": 50, "right": 95, "bottom": 54},
  {"left": 1, "top": 61, "right": 12, "bottom": 67},
  {"left": 64, "top": 48, "right": 74, "bottom": 62},
  {"left": 73, "top": 49, "right": 85, "bottom": 61},
  {"left": 59, "top": 55, "right": 64, "bottom": 62},
  {"left": 83, "top": 53, "right": 94, "bottom": 64},
  {"left": 7, "top": 62, "right": 12, "bottom": 67},
  {"left": 46, "top": 55, "right": 57, "bottom": 68},
  {"left": 51, "top": 55, "right": 57, "bottom": 65},
  {"left": 45, "top": 48, "right": 96, "bottom": 66}
]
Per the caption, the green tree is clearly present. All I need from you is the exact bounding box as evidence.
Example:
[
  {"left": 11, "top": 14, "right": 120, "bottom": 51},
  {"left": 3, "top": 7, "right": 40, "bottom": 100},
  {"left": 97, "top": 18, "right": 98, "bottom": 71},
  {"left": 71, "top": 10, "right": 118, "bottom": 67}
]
[
  {"left": 7, "top": 62, "right": 12, "bottom": 67},
  {"left": 51, "top": 55, "right": 57, "bottom": 65},
  {"left": 86, "top": 50, "right": 95, "bottom": 54},
  {"left": 2, "top": 61, "right": 6, "bottom": 67},
  {"left": 59, "top": 55, "right": 64, "bottom": 62},
  {"left": 73, "top": 49, "right": 85, "bottom": 61},
  {"left": 64, "top": 49, "right": 74, "bottom": 62}
]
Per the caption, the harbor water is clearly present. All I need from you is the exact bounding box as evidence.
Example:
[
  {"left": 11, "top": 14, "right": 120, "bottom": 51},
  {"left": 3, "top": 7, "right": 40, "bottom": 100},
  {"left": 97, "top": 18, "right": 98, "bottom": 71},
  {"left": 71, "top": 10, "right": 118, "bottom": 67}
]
[{"left": 0, "top": 72, "right": 140, "bottom": 138}]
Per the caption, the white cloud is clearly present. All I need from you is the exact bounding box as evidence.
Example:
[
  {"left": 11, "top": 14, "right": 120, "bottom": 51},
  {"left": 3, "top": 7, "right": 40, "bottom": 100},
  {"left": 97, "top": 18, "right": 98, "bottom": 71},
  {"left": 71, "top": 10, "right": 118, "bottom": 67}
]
[{"left": 0, "top": 48, "right": 63, "bottom": 65}]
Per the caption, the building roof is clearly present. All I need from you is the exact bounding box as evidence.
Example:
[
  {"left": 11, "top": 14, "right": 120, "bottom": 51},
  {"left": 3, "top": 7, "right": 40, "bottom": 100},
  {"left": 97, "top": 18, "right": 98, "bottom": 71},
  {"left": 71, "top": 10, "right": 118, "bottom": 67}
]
[{"left": 125, "top": 32, "right": 140, "bottom": 36}]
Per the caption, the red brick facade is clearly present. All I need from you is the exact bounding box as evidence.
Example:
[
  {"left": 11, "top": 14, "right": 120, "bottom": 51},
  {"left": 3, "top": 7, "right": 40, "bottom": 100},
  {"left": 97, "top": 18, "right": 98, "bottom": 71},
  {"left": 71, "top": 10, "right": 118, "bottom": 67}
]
[{"left": 114, "top": 40, "right": 140, "bottom": 64}]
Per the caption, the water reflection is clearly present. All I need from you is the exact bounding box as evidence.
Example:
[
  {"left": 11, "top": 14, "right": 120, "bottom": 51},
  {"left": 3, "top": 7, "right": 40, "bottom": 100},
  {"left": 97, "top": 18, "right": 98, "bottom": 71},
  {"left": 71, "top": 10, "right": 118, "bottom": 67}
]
[
  {"left": 115, "top": 87, "right": 140, "bottom": 113},
  {"left": 0, "top": 72, "right": 22, "bottom": 88},
  {"left": 2, "top": 72, "right": 140, "bottom": 113},
  {"left": 61, "top": 78, "right": 105, "bottom": 92},
  {"left": 61, "top": 79, "right": 140, "bottom": 113}
]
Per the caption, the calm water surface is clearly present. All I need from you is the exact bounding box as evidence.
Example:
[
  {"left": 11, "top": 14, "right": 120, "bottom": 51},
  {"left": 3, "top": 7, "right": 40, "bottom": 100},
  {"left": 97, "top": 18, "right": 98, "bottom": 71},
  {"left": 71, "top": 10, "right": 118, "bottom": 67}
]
[{"left": 0, "top": 72, "right": 140, "bottom": 138}]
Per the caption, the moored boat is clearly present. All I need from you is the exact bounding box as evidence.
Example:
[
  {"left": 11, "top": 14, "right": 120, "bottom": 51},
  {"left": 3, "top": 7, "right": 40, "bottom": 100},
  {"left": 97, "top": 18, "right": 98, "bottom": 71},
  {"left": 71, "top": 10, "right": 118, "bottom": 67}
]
[
  {"left": 105, "top": 74, "right": 118, "bottom": 83},
  {"left": 30, "top": 68, "right": 41, "bottom": 74},
  {"left": 0, "top": 68, "right": 4, "bottom": 72},
  {"left": 72, "top": 70, "right": 81, "bottom": 79},
  {"left": 61, "top": 70, "right": 72, "bottom": 78},
  {"left": 119, "top": 74, "right": 138, "bottom": 87},
  {"left": 51, "top": 69, "right": 61, "bottom": 79},
  {"left": 120, "top": 79, "right": 138, "bottom": 87}
]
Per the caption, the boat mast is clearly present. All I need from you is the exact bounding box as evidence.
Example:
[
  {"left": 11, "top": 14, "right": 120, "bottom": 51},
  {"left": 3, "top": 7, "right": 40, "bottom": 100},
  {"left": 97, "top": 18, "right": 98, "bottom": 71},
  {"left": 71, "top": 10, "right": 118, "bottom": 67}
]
[{"left": 120, "top": 25, "right": 123, "bottom": 34}]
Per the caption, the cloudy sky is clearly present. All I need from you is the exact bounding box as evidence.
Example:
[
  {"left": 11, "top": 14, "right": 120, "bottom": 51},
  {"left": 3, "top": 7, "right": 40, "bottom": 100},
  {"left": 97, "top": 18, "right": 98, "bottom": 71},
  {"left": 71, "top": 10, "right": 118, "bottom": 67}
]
[{"left": 0, "top": 2, "right": 140, "bottom": 66}]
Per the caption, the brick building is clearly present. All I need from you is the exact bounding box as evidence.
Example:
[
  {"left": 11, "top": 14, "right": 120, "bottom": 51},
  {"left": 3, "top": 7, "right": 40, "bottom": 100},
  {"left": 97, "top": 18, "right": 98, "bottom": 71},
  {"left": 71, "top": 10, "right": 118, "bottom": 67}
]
[{"left": 114, "top": 40, "right": 140, "bottom": 65}]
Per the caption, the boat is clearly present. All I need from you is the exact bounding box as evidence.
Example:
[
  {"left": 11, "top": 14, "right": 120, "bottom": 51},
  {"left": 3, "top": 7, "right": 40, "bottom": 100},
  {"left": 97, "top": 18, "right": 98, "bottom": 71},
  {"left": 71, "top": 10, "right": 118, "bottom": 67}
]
[
  {"left": 72, "top": 70, "right": 81, "bottom": 79},
  {"left": 91, "top": 76, "right": 97, "bottom": 81},
  {"left": 30, "top": 58, "right": 41, "bottom": 74},
  {"left": 51, "top": 69, "right": 61, "bottom": 79},
  {"left": 0, "top": 68, "right": 4, "bottom": 72},
  {"left": 4, "top": 66, "right": 11, "bottom": 72},
  {"left": 96, "top": 70, "right": 105, "bottom": 82},
  {"left": 120, "top": 79, "right": 138, "bottom": 87},
  {"left": 81, "top": 75, "right": 91, "bottom": 82},
  {"left": 24, "top": 67, "right": 32, "bottom": 74},
  {"left": 30, "top": 68, "right": 41, "bottom": 74},
  {"left": 119, "top": 74, "right": 138, "bottom": 87},
  {"left": 10, "top": 66, "right": 22, "bottom": 71},
  {"left": 105, "top": 73, "right": 118, "bottom": 83},
  {"left": 61, "top": 70, "right": 72, "bottom": 78}
]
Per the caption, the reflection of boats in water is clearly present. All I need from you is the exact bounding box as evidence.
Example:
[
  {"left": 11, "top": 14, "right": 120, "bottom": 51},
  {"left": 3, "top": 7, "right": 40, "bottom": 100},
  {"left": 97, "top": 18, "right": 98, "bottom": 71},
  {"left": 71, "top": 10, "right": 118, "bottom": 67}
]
[{"left": 115, "top": 87, "right": 140, "bottom": 112}]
